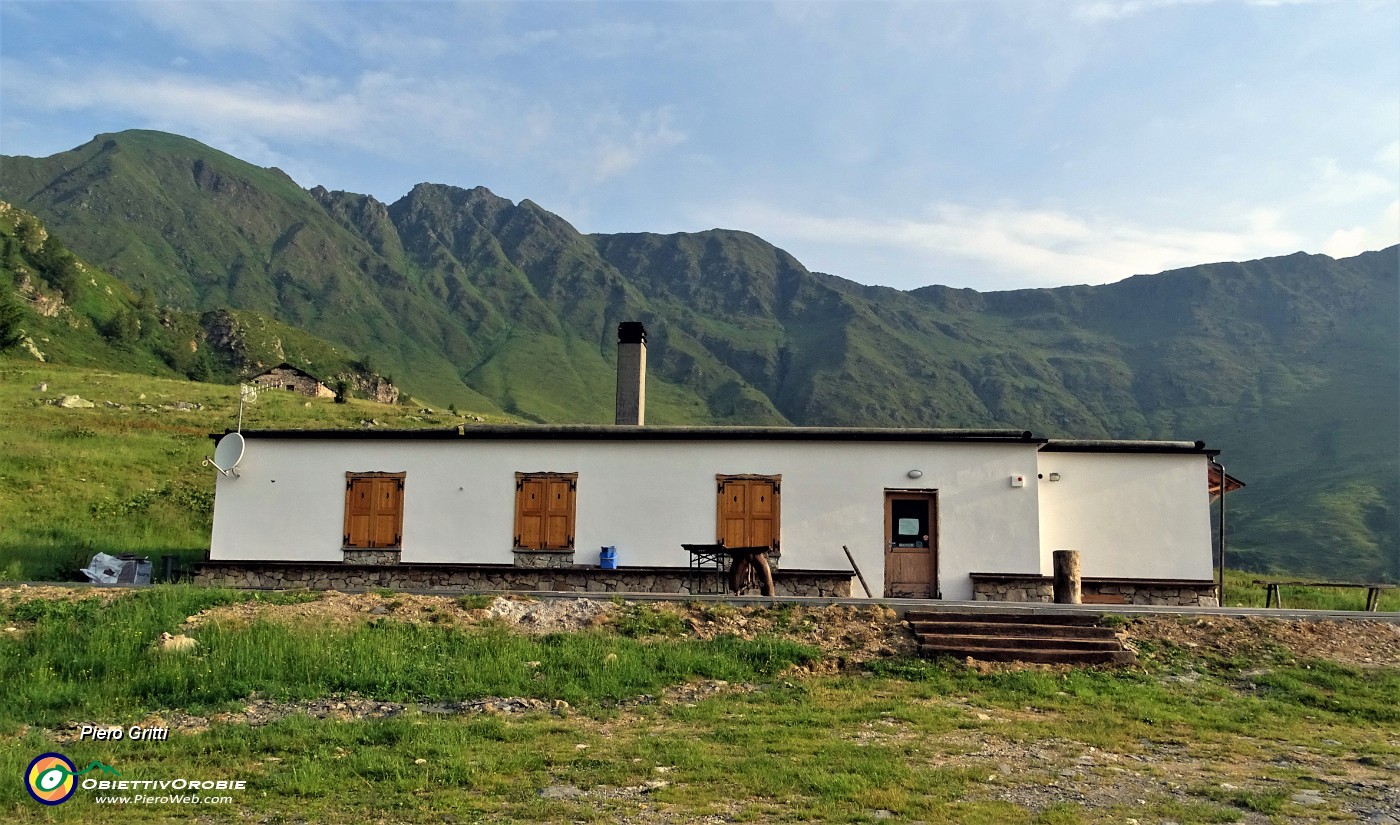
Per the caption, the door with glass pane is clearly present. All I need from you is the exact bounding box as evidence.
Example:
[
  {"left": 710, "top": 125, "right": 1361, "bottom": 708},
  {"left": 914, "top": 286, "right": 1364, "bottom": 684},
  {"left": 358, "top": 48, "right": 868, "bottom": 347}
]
[{"left": 883, "top": 490, "right": 938, "bottom": 598}]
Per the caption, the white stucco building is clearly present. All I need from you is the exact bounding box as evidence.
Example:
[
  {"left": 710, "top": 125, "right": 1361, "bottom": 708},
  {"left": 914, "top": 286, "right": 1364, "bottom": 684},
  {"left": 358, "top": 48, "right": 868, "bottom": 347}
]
[
  {"left": 199, "top": 322, "right": 1228, "bottom": 605},
  {"left": 203, "top": 425, "right": 1223, "bottom": 604}
]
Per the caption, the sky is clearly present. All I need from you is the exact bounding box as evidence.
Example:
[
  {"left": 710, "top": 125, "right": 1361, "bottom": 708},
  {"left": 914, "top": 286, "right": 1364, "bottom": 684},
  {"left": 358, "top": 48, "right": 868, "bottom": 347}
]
[{"left": 0, "top": 0, "right": 1396, "bottom": 292}]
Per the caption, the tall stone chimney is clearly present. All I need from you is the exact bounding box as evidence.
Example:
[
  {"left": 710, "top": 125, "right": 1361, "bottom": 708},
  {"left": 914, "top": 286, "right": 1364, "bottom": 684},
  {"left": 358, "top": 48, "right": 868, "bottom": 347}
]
[{"left": 615, "top": 322, "right": 647, "bottom": 426}]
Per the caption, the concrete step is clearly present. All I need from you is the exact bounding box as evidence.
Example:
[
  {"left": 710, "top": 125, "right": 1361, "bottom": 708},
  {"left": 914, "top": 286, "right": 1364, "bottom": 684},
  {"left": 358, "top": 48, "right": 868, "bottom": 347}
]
[
  {"left": 918, "top": 643, "right": 1138, "bottom": 666},
  {"left": 909, "top": 620, "right": 1119, "bottom": 640},
  {"left": 905, "top": 610, "right": 1105, "bottom": 627},
  {"left": 914, "top": 633, "right": 1124, "bottom": 652}
]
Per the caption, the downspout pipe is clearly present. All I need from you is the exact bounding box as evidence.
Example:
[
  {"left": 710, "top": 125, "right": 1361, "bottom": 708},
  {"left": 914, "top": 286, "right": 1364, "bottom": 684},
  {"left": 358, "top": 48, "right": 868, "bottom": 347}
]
[{"left": 1209, "top": 457, "right": 1226, "bottom": 606}]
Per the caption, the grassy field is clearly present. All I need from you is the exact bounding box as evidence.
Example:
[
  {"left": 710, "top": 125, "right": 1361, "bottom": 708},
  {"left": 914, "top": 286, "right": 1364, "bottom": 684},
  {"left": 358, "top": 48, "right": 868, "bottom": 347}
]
[
  {"left": 1221, "top": 569, "right": 1400, "bottom": 612},
  {"left": 1, "top": 587, "right": 1397, "bottom": 823},
  {"left": 0, "top": 360, "right": 511, "bottom": 581}
]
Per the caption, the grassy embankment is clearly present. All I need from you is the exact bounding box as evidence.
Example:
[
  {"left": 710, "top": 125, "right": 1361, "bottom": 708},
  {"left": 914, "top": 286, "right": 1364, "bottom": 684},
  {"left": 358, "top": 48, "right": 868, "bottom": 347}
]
[
  {"left": 0, "top": 587, "right": 1396, "bottom": 823},
  {"left": 0, "top": 361, "right": 511, "bottom": 581}
]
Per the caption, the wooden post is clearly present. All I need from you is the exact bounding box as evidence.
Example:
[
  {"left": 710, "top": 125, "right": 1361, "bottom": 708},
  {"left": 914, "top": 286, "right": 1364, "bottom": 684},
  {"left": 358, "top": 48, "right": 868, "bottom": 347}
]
[
  {"left": 842, "top": 545, "right": 873, "bottom": 598},
  {"left": 1053, "top": 550, "right": 1081, "bottom": 605}
]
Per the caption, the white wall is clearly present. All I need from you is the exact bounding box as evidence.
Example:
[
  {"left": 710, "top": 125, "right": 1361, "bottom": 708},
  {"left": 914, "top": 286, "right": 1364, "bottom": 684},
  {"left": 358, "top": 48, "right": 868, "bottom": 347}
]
[
  {"left": 1035, "top": 451, "right": 1214, "bottom": 581},
  {"left": 210, "top": 437, "right": 1044, "bottom": 599}
]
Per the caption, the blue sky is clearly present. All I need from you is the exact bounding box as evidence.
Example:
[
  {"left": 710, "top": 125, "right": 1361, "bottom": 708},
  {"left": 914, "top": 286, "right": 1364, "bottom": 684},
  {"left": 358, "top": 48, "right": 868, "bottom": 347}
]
[{"left": 1, "top": 0, "right": 1396, "bottom": 291}]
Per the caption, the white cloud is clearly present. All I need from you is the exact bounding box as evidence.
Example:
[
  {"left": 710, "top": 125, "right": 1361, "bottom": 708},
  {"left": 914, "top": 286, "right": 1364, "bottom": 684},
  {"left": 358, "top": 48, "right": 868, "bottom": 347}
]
[
  {"left": 1074, "top": 0, "right": 1321, "bottom": 22},
  {"left": 1310, "top": 157, "right": 1395, "bottom": 205},
  {"left": 1321, "top": 199, "right": 1400, "bottom": 257},
  {"left": 581, "top": 107, "right": 687, "bottom": 187},
  {"left": 1073, "top": 0, "right": 1213, "bottom": 23},
  {"left": 1376, "top": 140, "right": 1400, "bottom": 171},
  {"left": 129, "top": 1, "right": 338, "bottom": 57},
  {"left": 0, "top": 60, "right": 687, "bottom": 191},
  {"left": 3, "top": 64, "right": 358, "bottom": 139},
  {"left": 712, "top": 201, "right": 1302, "bottom": 290}
]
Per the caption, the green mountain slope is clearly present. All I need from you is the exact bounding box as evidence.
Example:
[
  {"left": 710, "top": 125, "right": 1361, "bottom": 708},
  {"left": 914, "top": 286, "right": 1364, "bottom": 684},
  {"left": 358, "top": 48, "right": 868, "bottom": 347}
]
[
  {"left": 2, "top": 130, "right": 1396, "bottom": 580},
  {"left": 0, "top": 201, "right": 394, "bottom": 397}
]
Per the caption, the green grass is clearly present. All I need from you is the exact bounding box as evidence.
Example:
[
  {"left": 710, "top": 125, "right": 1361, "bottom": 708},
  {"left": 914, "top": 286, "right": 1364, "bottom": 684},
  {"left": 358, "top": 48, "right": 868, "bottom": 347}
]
[
  {"left": 611, "top": 602, "right": 689, "bottom": 637},
  {"left": 864, "top": 655, "right": 1400, "bottom": 747},
  {"left": 0, "top": 587, "right": 1395, "bottom": 822},
  {"left": 0, "top": 587, "right": 818, "bottom": 729}
]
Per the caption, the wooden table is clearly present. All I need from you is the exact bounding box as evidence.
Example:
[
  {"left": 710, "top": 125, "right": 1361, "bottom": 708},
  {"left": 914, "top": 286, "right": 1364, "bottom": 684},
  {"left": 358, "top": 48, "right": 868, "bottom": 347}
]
[
  {"left": 1254, "top": 580, "right": 1396, "bottom": 612},
  {"left": 682, "top": 544, "right": 775, "bottom": 596}
]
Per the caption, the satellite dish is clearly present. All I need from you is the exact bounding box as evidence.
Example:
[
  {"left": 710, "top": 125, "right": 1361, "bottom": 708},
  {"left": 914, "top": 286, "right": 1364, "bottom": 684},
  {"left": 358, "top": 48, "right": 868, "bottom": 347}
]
[{"left": 204, "top": 432, "right": 245, "bottom": 478}]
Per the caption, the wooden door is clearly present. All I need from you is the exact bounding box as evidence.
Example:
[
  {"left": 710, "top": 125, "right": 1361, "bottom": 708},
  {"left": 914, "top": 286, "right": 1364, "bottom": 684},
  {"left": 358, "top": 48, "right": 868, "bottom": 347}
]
[{"left": 884, "top": 491, "right": 938, "bottom": 598}]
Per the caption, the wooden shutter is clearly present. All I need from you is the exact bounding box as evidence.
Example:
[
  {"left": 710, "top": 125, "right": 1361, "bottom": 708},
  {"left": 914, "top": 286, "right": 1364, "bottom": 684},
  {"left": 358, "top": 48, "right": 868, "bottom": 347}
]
[
  {"left": 345, "top": 477, "right": 375, "bottom": 548},
  {"left": 716, "top": 475, "right": 780, "bottom": 551},
  {"left": 544, "top": 477, "right": 575, "bottom": 549},
  {"left": 344, "top": 472, "right": 405, "bottom": 548},
  {"left": 370, "top": 477, "right": 403, "bottom": 548},
  {"left": 514, "top": 473, "right": 577, "bottom": 550},
  {"left": 746, "top": 480, "right": 776, "bottom": 550}
]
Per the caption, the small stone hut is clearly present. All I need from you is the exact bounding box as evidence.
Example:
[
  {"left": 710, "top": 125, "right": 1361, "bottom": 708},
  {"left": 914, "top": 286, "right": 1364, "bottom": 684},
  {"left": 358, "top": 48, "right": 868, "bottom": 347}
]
[{"left": 250, "top": 364, "right": 337, "bottom": 400}]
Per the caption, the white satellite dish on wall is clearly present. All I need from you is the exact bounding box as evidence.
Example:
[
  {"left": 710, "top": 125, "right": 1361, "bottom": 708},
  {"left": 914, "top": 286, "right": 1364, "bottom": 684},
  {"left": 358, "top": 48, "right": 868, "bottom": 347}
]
[{"left": 204, "top": 432, "right": 245, "bottom": 478}]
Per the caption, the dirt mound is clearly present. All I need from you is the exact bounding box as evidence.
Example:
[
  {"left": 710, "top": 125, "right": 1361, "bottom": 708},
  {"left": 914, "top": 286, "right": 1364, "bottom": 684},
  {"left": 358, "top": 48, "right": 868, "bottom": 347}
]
[
  {"left": 1, "top": 584, "right": 129, "bottom": 606},
  {"left": 1124, "top": 615, "right": 1400, "bottom": 668},
  {"left": 672, "top": 602, "right": 914, "bottom": 665},
  {"left": 487, "top": 596, "right": 614, "bottom": 633},
  {"left": 180, "top": 591, "right": 613, "bottom": 634},
  {"left": 180, "top": 592, "right": 913, "bottom": 663}
]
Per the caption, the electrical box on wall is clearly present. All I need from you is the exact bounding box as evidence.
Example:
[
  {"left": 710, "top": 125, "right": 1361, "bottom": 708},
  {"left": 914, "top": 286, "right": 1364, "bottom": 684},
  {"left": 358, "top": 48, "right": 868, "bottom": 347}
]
[{"left": 1010, "top": 474, "right": 1026, "bottom": 488}]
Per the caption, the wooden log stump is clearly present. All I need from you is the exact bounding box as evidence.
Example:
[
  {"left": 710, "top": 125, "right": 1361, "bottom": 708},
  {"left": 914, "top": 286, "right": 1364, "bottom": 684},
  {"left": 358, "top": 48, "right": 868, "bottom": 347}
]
[{"left": 1053, "top": 550, "right": 1082, "bottom": 605}]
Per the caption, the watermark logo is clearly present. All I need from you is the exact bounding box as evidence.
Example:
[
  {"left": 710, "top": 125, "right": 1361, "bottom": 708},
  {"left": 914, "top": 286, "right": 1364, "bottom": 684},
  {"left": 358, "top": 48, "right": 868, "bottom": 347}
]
[{"left": 25, "top": 753, "right": 121, "bottom": 805}]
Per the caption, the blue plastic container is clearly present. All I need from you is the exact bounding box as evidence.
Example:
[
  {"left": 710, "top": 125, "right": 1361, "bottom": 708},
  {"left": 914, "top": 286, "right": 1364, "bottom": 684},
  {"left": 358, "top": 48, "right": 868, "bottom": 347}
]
[{"left": 599, "top": 546, "right": 618, "bottom": 569}]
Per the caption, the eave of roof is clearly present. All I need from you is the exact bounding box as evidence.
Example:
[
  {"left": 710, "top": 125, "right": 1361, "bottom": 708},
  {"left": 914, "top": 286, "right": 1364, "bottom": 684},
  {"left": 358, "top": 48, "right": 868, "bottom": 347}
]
[
  {"left": 214, "top": 425, "right": 1046, "bottom": 444},
  {"left": 1039, "top": 439, "right": 1219, "bottom": 456}
]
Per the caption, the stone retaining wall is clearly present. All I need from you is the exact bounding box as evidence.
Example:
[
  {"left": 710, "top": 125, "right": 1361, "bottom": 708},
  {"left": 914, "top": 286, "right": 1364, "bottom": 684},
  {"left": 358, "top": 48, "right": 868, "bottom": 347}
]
[
  {"left": 195, "top": 562, "right": 852, "bottom": 598},
  {"left": 970, "top": 573, "right": 1218, "bottom": 607}
]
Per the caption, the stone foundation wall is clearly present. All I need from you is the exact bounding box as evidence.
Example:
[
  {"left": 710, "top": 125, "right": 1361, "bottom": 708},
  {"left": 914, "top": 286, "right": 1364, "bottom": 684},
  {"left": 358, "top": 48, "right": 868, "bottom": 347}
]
[
  {"left": 1085, "top": 581, "right": 1219, "bottom": 608},
  {"left": 512, "top": 550, "right": 575, "bottom": 569},
  {"left": 970, "top": 574, "right": 1219, "bottom": 607},
  {"left": 195, "top": 562, "right": 852, "bottom": 598},
  {"left": 342, "top": 549, "right": 400, "bottom": 565},
  {"left": 972, "top": 579, "right": 1054, "bottom": 603}
]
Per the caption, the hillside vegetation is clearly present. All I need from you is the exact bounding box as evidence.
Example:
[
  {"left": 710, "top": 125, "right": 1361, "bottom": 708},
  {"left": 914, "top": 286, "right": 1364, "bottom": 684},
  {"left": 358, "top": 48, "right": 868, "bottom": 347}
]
[
  {"left": 0, "top": 201, "right": 396, "bottom": 396},
  {"left": 2, "top": 131, "right": 1397, "bottom": 580}
]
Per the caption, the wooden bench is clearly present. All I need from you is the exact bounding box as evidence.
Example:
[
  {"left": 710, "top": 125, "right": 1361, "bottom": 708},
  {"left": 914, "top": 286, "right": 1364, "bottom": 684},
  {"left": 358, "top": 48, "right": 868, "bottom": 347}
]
[{"left": 1254, "top": 580, "right": 1396, "bottom": 612}]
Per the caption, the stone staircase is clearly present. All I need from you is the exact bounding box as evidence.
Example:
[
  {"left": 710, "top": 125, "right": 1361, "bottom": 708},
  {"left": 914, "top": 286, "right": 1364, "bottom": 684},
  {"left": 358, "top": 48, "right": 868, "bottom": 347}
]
[{"left": 907, "top": 610, "right": 1137, "bottom": 666}]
